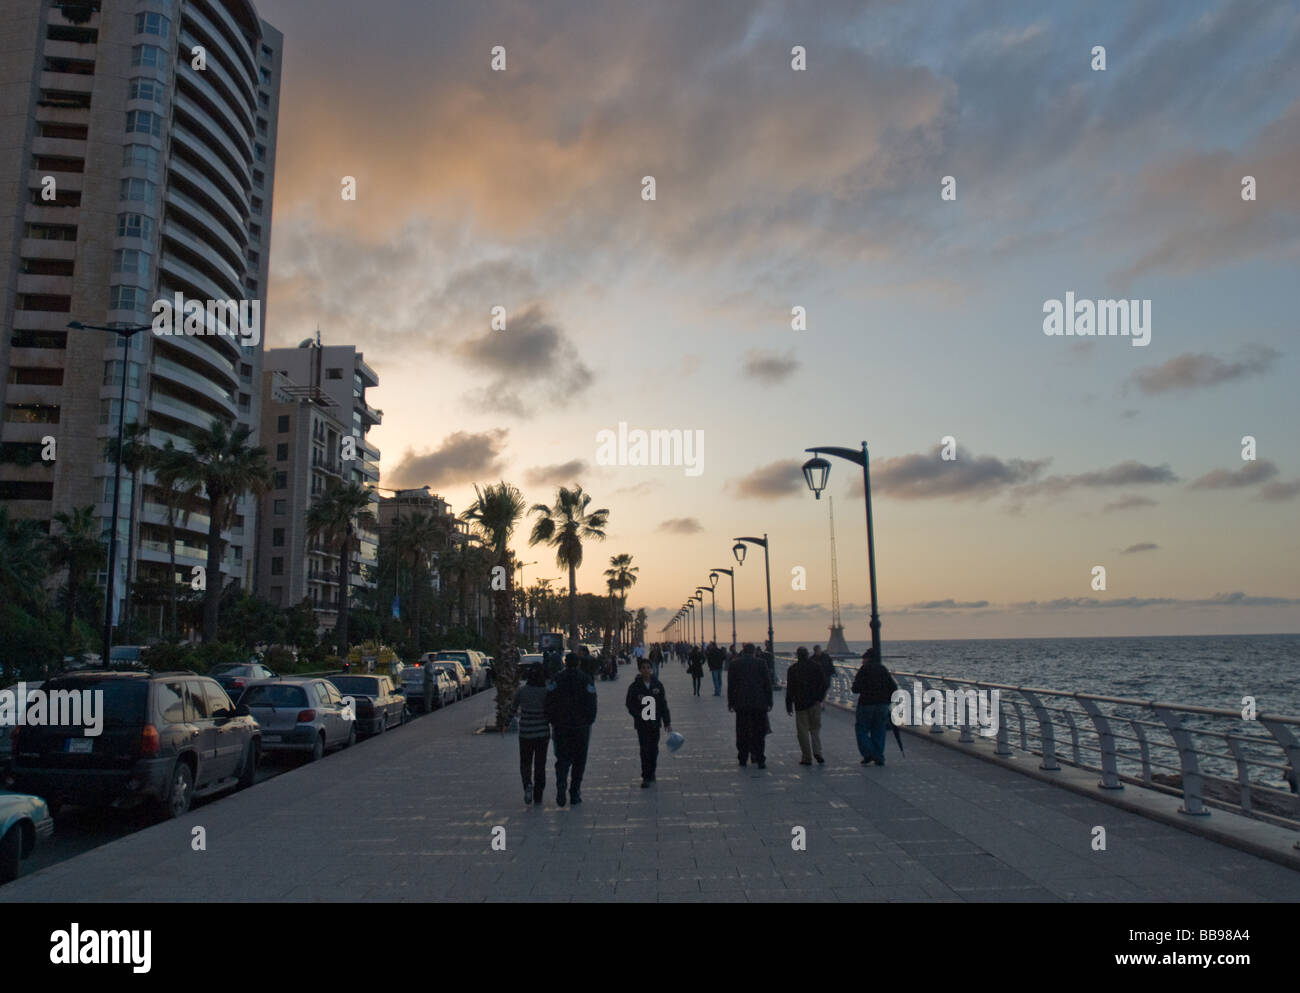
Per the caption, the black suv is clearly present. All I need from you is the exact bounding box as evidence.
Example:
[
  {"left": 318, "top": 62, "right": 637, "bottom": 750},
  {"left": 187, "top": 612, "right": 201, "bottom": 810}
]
[{"left": 12, "top": 670, "right": 261, "bottom": 819}]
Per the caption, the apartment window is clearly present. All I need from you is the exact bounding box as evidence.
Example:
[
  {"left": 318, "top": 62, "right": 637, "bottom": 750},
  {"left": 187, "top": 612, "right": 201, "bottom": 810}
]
[
  {"left": 125, "top": 110, "right": 162, "bottom": 138},
  {"left": 10, "top": 330, "right": 68, "bottom": 350},
  {"left": 277, "top": 414, "right": 289, "bottom": 433},
  {"left": 238, "top": 393, "right": 250, "bottom": 412},
  {"left": 326, "top": 368, "right": 343, "bottom": 380},
  {"left": 24, "top": 222, "right": 77, "bottom": 241},
  {"left": 122, "top": 143, "right": 160, "bottom": 170},
  {"left": 273, "top": 498, "right": 286, "bottom": 515},
  {"left": 270, "top": 557, "right": 284, "bottom": 576},
  {"left": 98, "top": 399, "right": 139, "bottom": 425},
  {"left": 274, "top": 471, "right": 287, "bottom": 489},
  {"left": 112, "top": 248, "right": 151, "bottom": 278},
  {"left": 240, "top": 362, "right": 252, "bottom": 380},
  {"left": 8, "top": 367, "right": 64, "bottom": 387},
  {"left": 261, "top": 44, "right": 273, "bottom": 59},
  {"left": 252, "top": 169, "right": 264, "bottom": 187},
  {"left": 134, "top": 12, "right": 171, "bottom": 36},
  {"left": 258, "top": 91, "right": 269, "bottom": 109},
  {"left": 119, "top": 177, "right": 156, "bottom": 204},
  {"left": 0, "top": 482, "right": 54, "bottom": 501},
  {"left": 117, "top": 212, "right": 153, "bottom": 240},
  {"left": 249, "top": 223, "right": 261, "bottom": 242},
  {"left": 47, "top": 25, "right": 98, "bottom": 44},
  {"left": 102, "top": 359, "right": 142, "bottom": 388},
  {"left": 33, "top": 155, "right": 85, "bottom": 174},
  {"left": 247, "top": 249, "right": 260, "bottom": 265},
  {"left": 29, "top": 185, "right": 80, "bottom": 208},
  {"left": 276, "top": 443, "right": 288, "bottom": 461},
  {"left": 17, "top": 294, "right": 71, "bottom": 313},
  {"left": 251, "top": 196, "right": 263, "bottom": 214},
  {"left": 128, "top": 78, "right": 164, "bottom": 104},
  {"left": 38, "top": 89, "right": 91, "bottom": 109},
  {"left": 259, "top": 67, "right": 271, "bottom": 84},
  {"left": 37, "top": 122, "right": 88, "bottom": 140},
  {"left": 246, "top": 277, "right": 258, "bottom": 293},
  {"left": 253, "top": 143, "right": 266, "bottom": 163},
  {"left": 108, "top": 285, "right": 146, "bottom": 312},
  {"left": 7, "top": 404, "right": 60, "bottom": 424},
  {"left": 272, "top": 528, "right": 285, "bottom": 547},
  {"left": 43, "top": 55, "right": 95, "bottom": 75},
  {"left": 257, "top": 118, "right": 267, "bottom": 136},
  {"left": 131, "top": 45, "right": 168, "bottom": 70},
  {"left": 21, "top": 258, "right": 75, "bottom": 277}
]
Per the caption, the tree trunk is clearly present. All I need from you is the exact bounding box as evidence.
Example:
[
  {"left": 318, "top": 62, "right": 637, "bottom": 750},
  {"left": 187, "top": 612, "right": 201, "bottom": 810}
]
[
  {"left": 202, "top": 496, "right": 224, "bottom": 642},
  {"left": 335, "top": 529, "right": 352, "bottom": 652},
  {"left": 62, "top": 563, "right": 75, "bottom": 635},
  {"left": 493, "top": 556, "right": 517, "bottom": 731},
  {"left": 166, "top": 505, "right": 178, "bottom": 634},
  {"left": 567, "top": 561, "right": 578, "bottom": 648}
]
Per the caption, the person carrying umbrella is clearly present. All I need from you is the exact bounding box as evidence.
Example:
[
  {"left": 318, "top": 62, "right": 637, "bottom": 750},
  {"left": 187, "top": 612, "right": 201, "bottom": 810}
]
[{"left": 851, "top": 647, "right": 898, "bottom": 766}]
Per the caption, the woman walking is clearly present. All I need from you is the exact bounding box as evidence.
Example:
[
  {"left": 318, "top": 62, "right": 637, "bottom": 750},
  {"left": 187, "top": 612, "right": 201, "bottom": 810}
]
[{"left": 687, "top": 649, "right": 704, "bottom": 695}]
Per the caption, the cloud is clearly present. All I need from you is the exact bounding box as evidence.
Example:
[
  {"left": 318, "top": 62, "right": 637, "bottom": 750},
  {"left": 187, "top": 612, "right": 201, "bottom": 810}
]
[
  {"left": 524, "top": 459, "right": 587, "bottom": 486},
  {"left": 386, "top": 429, "right": 507, "bottom": 488},
  {"left": 657, "top": 517, "right": 703, "bottom": 534},
  {"left": 854, "top": 445, "right": 1048, "bottom": 501},
  {"left": 1121, "top": 542, "right": 1159, "bottom": 554},
  {"left": 1130, "top": 346, "right": 1281, "bottom": 395},
  {"left": 730, "top": 459, "right": 804, "bottom": 500},
  {"left": 909, "top": 599, "right": 990, "bottom": 609},
  {"left": 455, "top": 305, "right": 592, "bottom": 415},
  {"left": 1189, "top": 459, "right": 1280, "bottom": 490},
  {"left": 1103, "top": 494, "right": 1157, "bottom": 513},
  {"left": 1259, "top": 478, "right": 1300, "bottom": 501},
  {"left": 742, "top": 350, "right": 799, "bottom": 385},
  {"left": 1014, "top": 460, "right": 1178, "bottom": 499},
  {"left": 1012, "top": 592, "right": 1300, "bottom": 610}
]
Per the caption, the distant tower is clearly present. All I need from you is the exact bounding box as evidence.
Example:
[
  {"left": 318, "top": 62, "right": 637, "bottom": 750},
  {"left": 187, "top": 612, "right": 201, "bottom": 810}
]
[{"left": 826, "top": 496, "right": 851, "bottom": 655}]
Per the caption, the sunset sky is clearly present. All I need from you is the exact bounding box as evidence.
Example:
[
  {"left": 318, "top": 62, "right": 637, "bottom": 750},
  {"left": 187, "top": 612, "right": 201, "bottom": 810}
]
[{"left": 254, "top": 0, "right": 1299, "bottom": 641}]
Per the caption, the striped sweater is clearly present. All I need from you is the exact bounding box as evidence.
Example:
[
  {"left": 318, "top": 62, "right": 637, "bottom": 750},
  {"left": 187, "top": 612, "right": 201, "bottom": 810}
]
[{"left": 514, "top": 683, "right": 551, "bottom": 740}]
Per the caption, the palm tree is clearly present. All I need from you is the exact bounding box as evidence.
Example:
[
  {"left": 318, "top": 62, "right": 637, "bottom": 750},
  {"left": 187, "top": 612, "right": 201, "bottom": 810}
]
[
  {"left": 393, "top": 510, "right": 452, "bottom": 648},
  {"left": 528, "top": 485, "right": 609, "bottom": 649},
  {"left": 104, "top": 422, "right": 153, "bottom": 637},
  {"left": 151, "top": 440, "right": 193, "bottom": 635},
  {"left": 0, "top": 507, "right": 49, "bottom": 607},
  {"left": 50, "top": 506, "right": 103, "bottom": 635},
  {"left": 604, "top": 553, "right": 638, "bottom": 649},
  {"left": 173, "top": 421, "right": 273, "bottom": 642},
  {"left": 307, "top": 480, "right": 376, "bottom": 652},
  {"left": 461, "top": 482, "right": 527, "bottom": 729}
]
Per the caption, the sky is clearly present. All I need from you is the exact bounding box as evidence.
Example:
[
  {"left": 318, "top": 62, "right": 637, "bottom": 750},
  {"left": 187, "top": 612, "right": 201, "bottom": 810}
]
[{"left": 253, "top": 0, "right": 1300, "bottom": 641}]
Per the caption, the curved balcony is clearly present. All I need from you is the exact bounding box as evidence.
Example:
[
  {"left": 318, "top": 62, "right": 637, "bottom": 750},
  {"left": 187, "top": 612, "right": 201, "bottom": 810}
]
[
  {"left": 154, "top": 332, "right": 238, "bottom": 388},
  {"left": 188, "top": 0, "right": 259, "bottom": 93},
  {"left": 162, "top": 219, "right": 244, "bottom": 298},
  {"left": 148, "top": 389, "right": 229, "bottom": 433},
  {"left": 153, "top": 351, "right": 235, "bottom": 405},
  {"left": 158, "top": 252, "right": 234, "bottom": 314},
  {"left": 172, "top": 92, "right": 253, "bottom": 191},
  {"left": 152, "top": 370, "right": 237, "bottom": 424},
  {"left": 178, "top": 27, "right": 256, "bottom": 128},
  {"left": 166, "top": 156, "right": 247, "bottom": 243},
  {"left": 176, "top": 67, "right": 254, "bottom": 163},
  {"left": 164, "top": 184, "right": 245, "bottom": 270},
  {"left": 138, "top": 538, "right": 207, "bottom": 567},
  {"left": 173, "top": 121, "right": 251, "bottom": 203}
]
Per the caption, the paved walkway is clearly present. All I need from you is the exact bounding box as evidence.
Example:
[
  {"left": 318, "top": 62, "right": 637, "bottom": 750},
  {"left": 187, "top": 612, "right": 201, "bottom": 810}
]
[{"left": 4, "top": 659, "right": 1299, "bottom": 902}]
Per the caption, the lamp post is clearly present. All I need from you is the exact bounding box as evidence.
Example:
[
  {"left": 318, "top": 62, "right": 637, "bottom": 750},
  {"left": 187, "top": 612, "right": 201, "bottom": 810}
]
[
  {"left": 690, "top": 591, "right": 704, "bottom": 652},
  {"left": 695, "top": 585, "right": 716, "bottom": 645},
  {"left": 801, "top": 441, "right": 881, "bottom": 665},
  {"left": 687, "top": 600, "right": 696, "bottom": 647},
  {"left": 710, "top": 567, "right": 736, "bottom": 648},
  {"left": 734, "top": 534, "right": 775, "bottom": 683},
  {"left": 68, "top": 320, "right": 151, "bottom": 664}
]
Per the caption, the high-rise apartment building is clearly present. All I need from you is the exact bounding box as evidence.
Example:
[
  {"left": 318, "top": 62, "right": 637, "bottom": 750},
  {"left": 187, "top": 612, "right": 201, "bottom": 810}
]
[{"left": 0, "top": 0, "right": 282, "bottom": 634}]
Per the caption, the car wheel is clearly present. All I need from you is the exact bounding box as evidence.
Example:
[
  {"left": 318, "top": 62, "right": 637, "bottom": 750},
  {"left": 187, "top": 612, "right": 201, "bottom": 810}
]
[
  {"left": 309, "top": 733, "right": 325, "bottom": 763},
  {"left": 0, "top": 824, "right": 22, "bottom": 883},
  {"left": 161, "top": 762, "right": 193, "bottom": 819},
  {"left": 399, "top": 706, "right": 408, "bottom": 725},
  {"left": 375, "top": 715, "right": 386, "bottom": 735},
  {"left": 237, "top": 741, "right": 258, "bottom": 790},
  {"left": 343, "top": 725, "right": 356, "bottom": 750}
]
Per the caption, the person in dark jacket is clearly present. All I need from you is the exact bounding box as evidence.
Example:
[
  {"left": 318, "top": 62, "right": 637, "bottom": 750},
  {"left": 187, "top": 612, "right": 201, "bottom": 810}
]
[
  {"left": 705, "top": 641, "right": 726, "bottom": 696},
  {"left": 851, "top": 648, "right": 897, "bottom": 766},
  {"left": 785, "top": 647, "right": 829, "bottom": 765},
  {"left": 625, "top": 658, "right": 672, "bottom": 787},
  {"left": 649, "top": 644, "right": 663, "bottom": 679},
  {"left": 686, "top": 649, "right": 704, "bottom": 695},
  {"left": 727, "top": 643, "right": 773, "bottom": 768},
  {"left": 546, "top": 652, "right": 598, "bottom": 805},
  {"left": 510, "top": 662, "right": 551, "bottom": 805},
  {"left": 811, "top": 646, "right": 836, "bottom": 701}
]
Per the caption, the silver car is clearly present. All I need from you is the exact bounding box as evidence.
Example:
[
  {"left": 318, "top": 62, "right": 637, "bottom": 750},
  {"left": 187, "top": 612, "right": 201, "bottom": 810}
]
[
  {"left": 431, "top": 661, "right": 471, "bottom": 700},
  {"left": 0, "top": 791, "right": 54, "bottom": 883},
  {"left": 239, "top": 679, "right": 355, "bottom": 761},
  {"left": 434, "top": 650, "right": 488, "bottom": 693}
]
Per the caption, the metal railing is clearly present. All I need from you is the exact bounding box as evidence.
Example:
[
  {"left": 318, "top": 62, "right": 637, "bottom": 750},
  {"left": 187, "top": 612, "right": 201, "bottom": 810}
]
[{"left": 777, "top": 656, "right": 1300, "bottom": 833}]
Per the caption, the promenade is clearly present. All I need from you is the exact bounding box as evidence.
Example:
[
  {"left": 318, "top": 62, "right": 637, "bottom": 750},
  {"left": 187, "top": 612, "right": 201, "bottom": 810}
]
[{"left": 4, "top": 660, "right": 1299, "bottom": 903}]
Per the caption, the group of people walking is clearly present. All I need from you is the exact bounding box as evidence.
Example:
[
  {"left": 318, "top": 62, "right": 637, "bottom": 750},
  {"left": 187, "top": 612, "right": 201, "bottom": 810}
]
[{"left": 509, "top": 641, "right": 900, "bottom": 806}]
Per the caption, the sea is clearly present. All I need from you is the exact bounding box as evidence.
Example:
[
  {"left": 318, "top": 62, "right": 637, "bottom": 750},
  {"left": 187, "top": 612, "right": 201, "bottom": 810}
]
[{"left": 774, "top": 634, "right": 1300, "bottom": 717}]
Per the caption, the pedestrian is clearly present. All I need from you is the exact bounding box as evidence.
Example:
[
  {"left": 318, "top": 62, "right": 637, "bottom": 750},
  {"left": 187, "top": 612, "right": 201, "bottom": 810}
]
[
  {"left": 687, "top": 649, "right": 704, "bottom": 695},
  {"left": 811, "top": 646, "right": 836, "bottom": 701},
  {"left": 785, "top": 647, "right": 828, "bottom": 765},
  {"left": 626, "top": 657, "right": 672, "bottom": 787},
  {"left": 650, "top": 643, "right": 662, "bottom": 680},
  {"left": 706, "top": 640, "right": 725, "bottom": 696},
  {"left": 852, "top": 648, "right": 898, "bottom": 766},
  {"left": 727, "top": 642, "right": 773, "bottom": 768},
  {"left": 546, "top": 651, "right": 598, "bottom": 805},
  {"left": 511, "top": 661, "right": 551, "bottom": 805}
]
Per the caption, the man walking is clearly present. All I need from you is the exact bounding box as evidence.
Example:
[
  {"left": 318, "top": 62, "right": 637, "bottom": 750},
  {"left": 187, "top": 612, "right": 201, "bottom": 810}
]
[
  {"left": 511, "top": 660, "right": 551, "bottom": 805},
  {"left": 626, "top": 657, "right": 672, "bottom": 788},
  {"left": 811, "top": 646, "right": 836, "bottom": 697},
  {"left": 852, "top": 648, "right": 897, "bottom": 766},
  {"left": 727, "top": 643, "right": 772, "bottom": 768},
  {"left": 546, "top": 651, "right": 598, "bottom": 805},
  {"left": 785, "top": 647, "right": 828, "bottom": 765},
  {"left": 706, "top": 640, "right": 726, "bottom": 696}
]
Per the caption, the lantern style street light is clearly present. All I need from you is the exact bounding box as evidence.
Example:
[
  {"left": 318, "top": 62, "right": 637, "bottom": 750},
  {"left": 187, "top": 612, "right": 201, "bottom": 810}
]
[
  {"left": 695, "top": 585, "right": 716, "bottom": 644},
  {"left": 733, "top": 533, "right": 775, "bottom": 683},
  {"left": 710, "top": 567, "right": 737, "bottom": 648},
  {"left": 690, "top": 591, "right": 705, "bottom": 651},
  {"left": 801, "top": 441, "right": 881, "bottom": 665}
]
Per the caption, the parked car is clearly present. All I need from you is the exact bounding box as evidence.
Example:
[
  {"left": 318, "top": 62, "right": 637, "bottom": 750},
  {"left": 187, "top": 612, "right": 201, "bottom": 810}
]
[
  {"left": 0, "top": 791, "right": 54, "bottom": 883},
  {"left": 239, "top": 678, "right": 355, "bottom": 761},
  {"left": 399, "top": 662, "right": 451, "bottom": 713},
  {"left": 483, "top": 655, "right": 495, "bottom": 686},
  {"left": 12, "top": 671, "right": 260, "bottom": 820},
  {"left": 431, "top": 661, "right": 471, "bottom": 701},
  {"left": 0, "top": 681, "right": 42, "bottom": 786},
  {"left": 433, "top": 651, "right": 487, "bottom": 693},
  {"left": 327, "top": 675, "right": 406, "bottom": 735},
  {"left": 209, "top": 662, "right": 277, "bottom": 703}
]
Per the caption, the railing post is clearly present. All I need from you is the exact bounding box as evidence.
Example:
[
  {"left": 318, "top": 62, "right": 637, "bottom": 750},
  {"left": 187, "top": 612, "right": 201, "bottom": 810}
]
[
  {"left": 946, "top": 680, "right": 975, "bottom": 743},
  {"left": 1131, "top": 718, "right": 1152, "bottom": 784},
  {"left": 1020, "top": 690, "right": 1059, "bottom": 771},
  {"left": 1010, "top": 700, "right": 1028, "bottom": 752},
  {"left": 1154, "top": 706, "right": 1209, "bottom": 816},
  {"left": 920, "top": 678, "right": 945, "bottom": 734},
  {"left": 994, "top": 693, "right": 1013, "bottom": 757},
  {"left": 1060, "top": 707, "right": 1082, "bottom": 765},
  {"left": 1078, "top": 698, "right": 1123, "bottom": 790},
  {"left": 1224, "top": 734, "right": 1251, "bottom": 814}
]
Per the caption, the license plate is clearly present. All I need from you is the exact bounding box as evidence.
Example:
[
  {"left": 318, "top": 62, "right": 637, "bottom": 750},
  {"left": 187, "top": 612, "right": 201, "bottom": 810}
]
[
  {"left": 67, "top": 738, "right": 93, "bottom": 754},
  {"left": 263, "top": 734, "right": 282, "bottom": 743}
]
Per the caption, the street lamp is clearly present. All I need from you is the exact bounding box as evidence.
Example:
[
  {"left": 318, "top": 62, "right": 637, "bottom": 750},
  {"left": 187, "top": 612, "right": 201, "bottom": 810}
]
[
  {"left": 734, "top": 534, "right": 775, "bottom": 681},
  {"left": 695, "top": 585, "right": 716, "bottom": 644},
  {"left": 710, "top": 567, "right": 737, "bottom": 648},
  {"left": 690, "top": 591, "right": 704, "bottom": 651},
  {"left": 802, "top": 441, "right": 881, "bottom": 665},
  {"left": 68, "top": 320, "right": 151, "bottom": 664}
]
